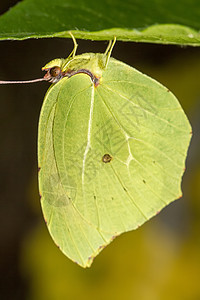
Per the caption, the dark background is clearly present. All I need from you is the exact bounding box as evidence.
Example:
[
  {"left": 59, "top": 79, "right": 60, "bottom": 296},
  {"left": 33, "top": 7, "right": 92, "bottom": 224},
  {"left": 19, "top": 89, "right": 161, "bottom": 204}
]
[{"left": 0, "top": 1, "right": 200, "bottom": 300}]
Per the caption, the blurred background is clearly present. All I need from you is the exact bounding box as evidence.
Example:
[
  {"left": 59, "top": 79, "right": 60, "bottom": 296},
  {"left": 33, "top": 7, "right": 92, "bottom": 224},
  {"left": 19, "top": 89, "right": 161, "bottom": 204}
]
[{"left": 0, "top": 1, "right": 200, "bottom": 300}]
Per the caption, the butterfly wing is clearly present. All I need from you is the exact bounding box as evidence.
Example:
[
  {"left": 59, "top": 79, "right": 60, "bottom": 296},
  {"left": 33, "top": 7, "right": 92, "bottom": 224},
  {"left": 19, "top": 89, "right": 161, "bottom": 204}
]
[{"left": 38, "top": 58, "right": 191, "bottom": 267}]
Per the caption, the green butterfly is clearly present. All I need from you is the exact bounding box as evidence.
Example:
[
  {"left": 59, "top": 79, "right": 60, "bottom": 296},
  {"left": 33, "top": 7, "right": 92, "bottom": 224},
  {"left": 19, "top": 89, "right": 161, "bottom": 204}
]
[{"left": 38, "top": 34, "right": 191, "bottom": 267}]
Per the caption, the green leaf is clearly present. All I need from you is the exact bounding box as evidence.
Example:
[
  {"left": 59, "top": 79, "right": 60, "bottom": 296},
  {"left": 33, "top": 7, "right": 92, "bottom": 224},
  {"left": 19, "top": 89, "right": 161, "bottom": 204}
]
[
  {"left": 0, "top": 0, "right": 200, "bottom": 45},
  {"left": 38, "top": 49, "right": 191, "bottom": 267}
]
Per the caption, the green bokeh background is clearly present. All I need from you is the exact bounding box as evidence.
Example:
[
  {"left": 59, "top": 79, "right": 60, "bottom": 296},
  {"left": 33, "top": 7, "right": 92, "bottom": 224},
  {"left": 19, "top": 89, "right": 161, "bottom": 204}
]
[{"left": 0, "top": 2, "right": 200, "bottom": 300}]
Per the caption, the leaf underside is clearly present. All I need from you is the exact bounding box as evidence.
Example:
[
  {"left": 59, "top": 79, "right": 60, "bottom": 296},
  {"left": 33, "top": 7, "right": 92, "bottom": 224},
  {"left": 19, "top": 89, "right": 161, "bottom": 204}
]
[
  {"left": 0, "top": 0, "right": 200, "bottom": 45},
  {"left": 38, "top": 57, "right": 191, "bottom": 267}
]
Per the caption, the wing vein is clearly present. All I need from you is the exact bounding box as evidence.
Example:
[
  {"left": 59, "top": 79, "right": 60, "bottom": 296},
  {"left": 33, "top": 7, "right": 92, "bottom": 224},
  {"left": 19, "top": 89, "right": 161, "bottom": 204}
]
[{"left": 82, "top": 85, "right": 95, "bottom": 186}]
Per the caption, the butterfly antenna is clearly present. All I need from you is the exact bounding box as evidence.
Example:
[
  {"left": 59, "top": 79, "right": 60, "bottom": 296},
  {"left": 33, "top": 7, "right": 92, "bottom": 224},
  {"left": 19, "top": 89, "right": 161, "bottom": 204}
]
[{"left": 0, "top": 78, "right": 45, "bottom": 84}]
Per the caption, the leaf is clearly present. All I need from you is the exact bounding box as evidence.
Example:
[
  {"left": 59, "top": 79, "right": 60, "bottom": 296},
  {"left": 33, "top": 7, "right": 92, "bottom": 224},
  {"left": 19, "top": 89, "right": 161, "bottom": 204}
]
[
  {"left": 0, "top": 0, "right": 200, "bottom": 45},
  {"left": 38, "top": 48, "right": 191, "bottom": 267}
]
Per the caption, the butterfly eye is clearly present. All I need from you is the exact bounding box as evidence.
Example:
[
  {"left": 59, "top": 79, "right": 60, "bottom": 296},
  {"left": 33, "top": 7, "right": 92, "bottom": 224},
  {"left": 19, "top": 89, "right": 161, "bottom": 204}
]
[{"left": 50, "top": 66, "right": 62, "bottom": 78}]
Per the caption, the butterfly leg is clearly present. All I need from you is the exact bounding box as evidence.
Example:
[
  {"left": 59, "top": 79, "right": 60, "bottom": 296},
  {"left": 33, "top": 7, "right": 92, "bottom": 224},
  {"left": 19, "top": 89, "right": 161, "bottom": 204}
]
[
  {"left": 68, "top": 31, "right": 78, "bottom": 59},
  {"left": 104, "top": 37, "right": 116, "bottom": 68}
]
